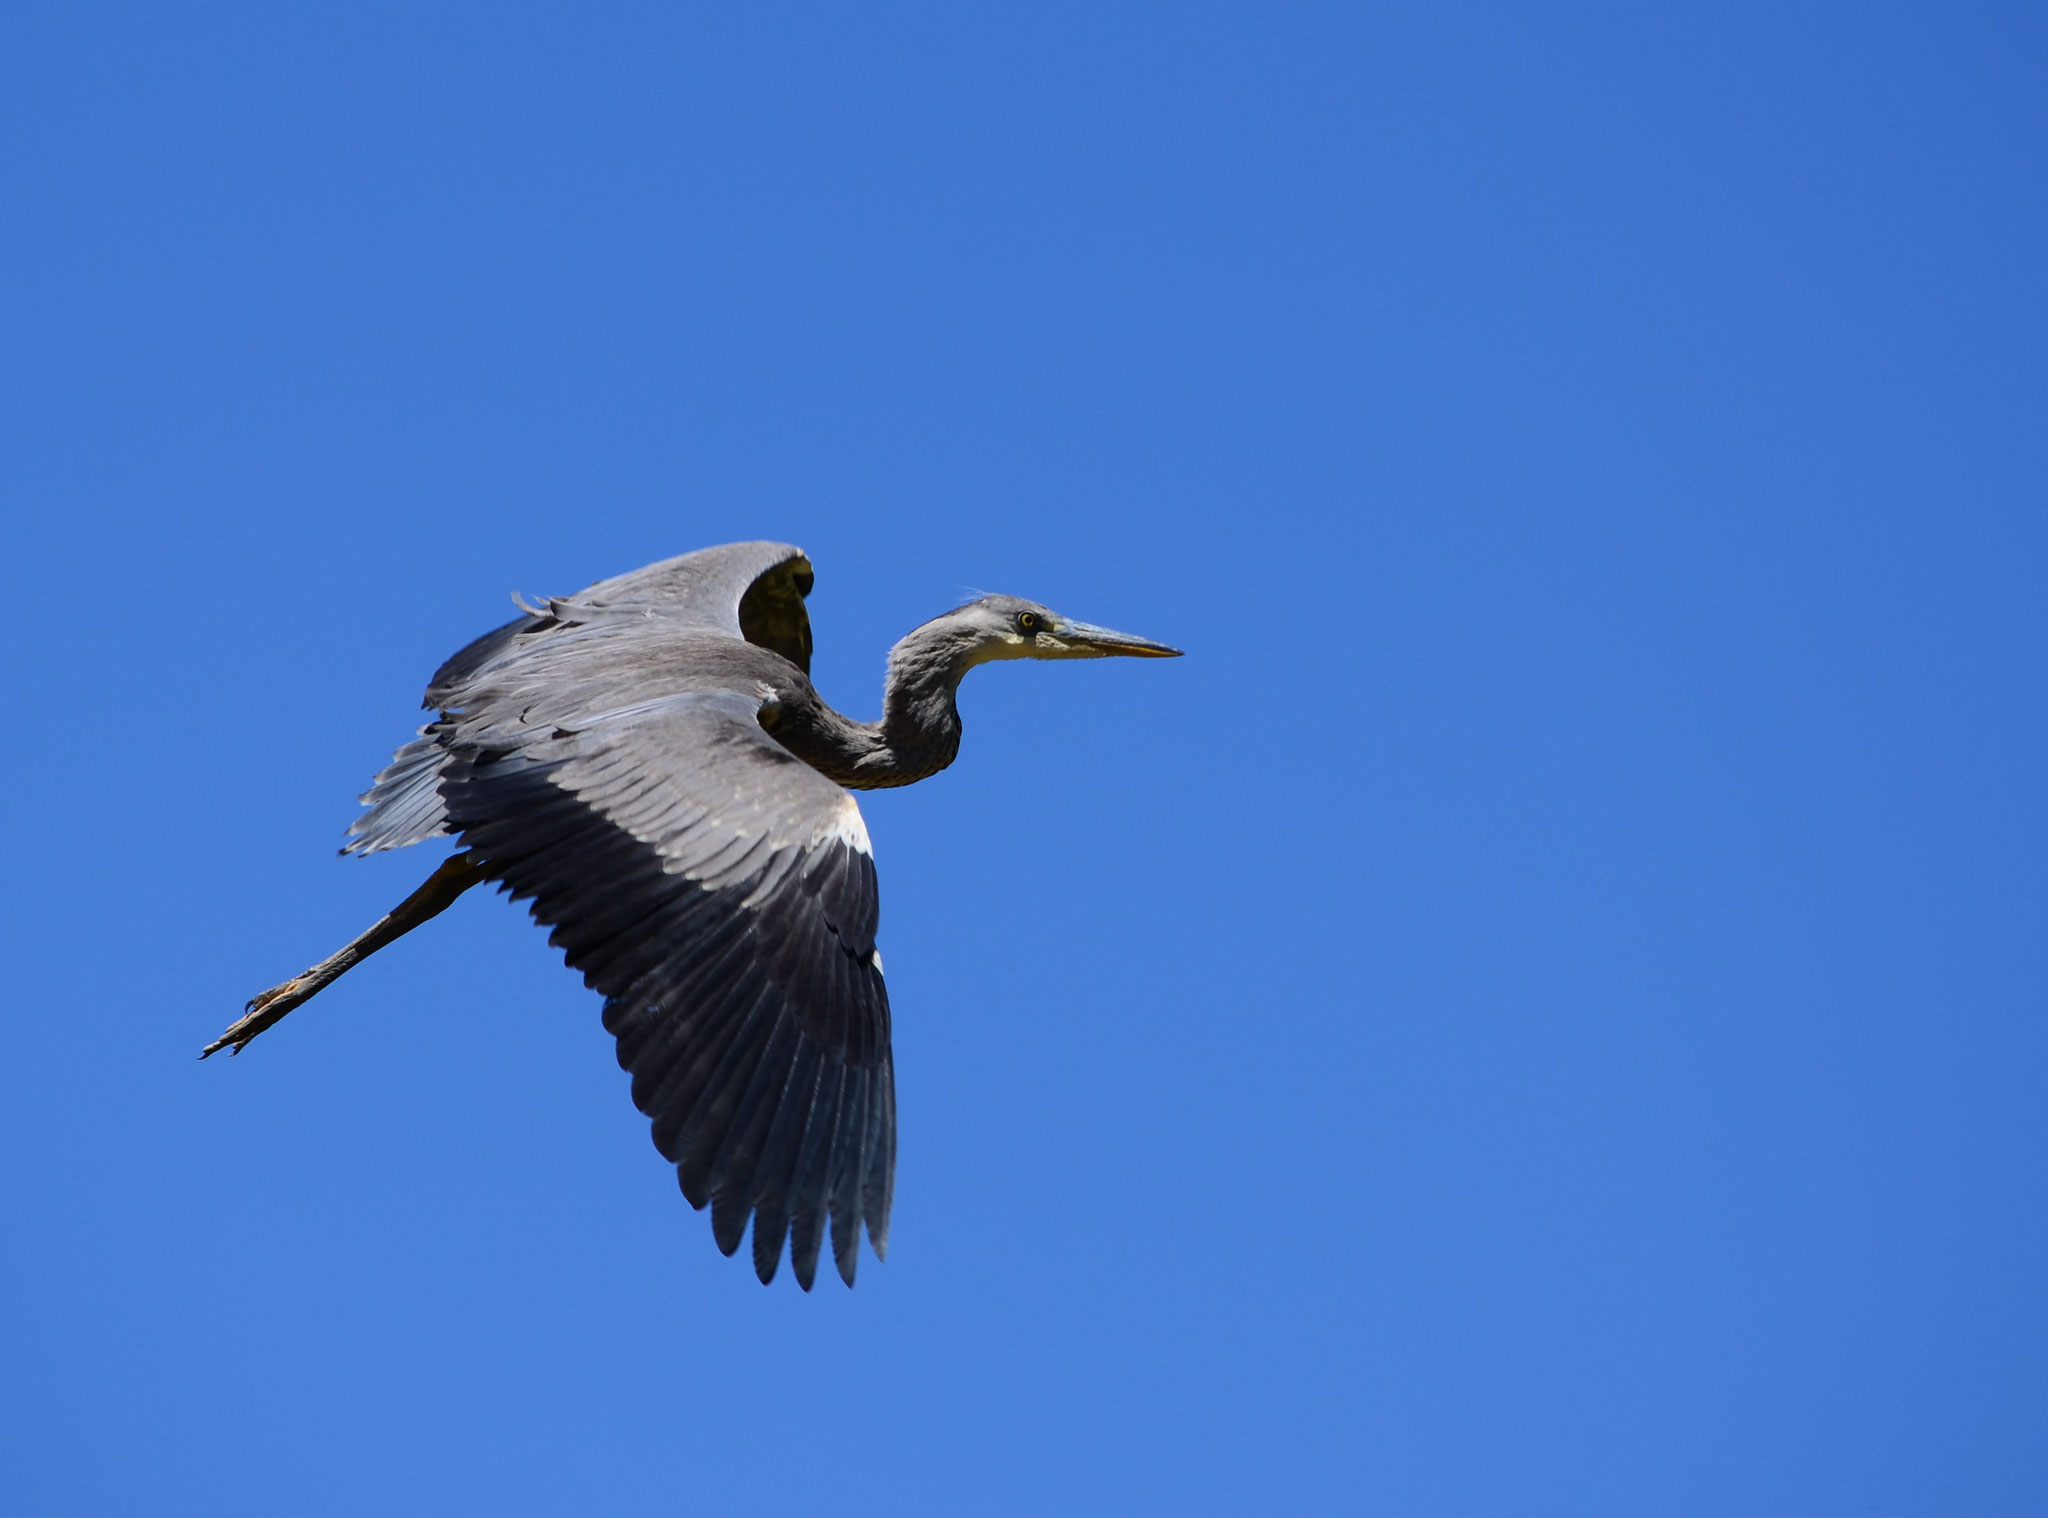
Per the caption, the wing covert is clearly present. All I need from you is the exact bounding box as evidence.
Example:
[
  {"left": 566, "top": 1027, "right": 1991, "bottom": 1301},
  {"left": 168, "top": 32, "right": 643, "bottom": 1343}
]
[{"left": 346, "top": 542, "right": 815, "bottom": 856}]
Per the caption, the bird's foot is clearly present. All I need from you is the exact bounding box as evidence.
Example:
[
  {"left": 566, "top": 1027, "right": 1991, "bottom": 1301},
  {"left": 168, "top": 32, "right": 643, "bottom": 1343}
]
[{"left": 200, "top": 975, "right": 319, "bottom": 1059}]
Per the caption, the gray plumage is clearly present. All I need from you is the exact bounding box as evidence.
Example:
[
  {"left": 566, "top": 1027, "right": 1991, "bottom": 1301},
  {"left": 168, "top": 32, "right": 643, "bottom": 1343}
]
[{"left": 212, "top": 541, "right": 1179, "bottom": 1290}]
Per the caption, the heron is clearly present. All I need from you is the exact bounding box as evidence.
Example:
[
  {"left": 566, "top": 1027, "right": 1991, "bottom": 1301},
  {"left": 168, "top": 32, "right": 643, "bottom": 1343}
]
[{"left": 204, "top": 541, "right": 1180, "bottom": 1289}]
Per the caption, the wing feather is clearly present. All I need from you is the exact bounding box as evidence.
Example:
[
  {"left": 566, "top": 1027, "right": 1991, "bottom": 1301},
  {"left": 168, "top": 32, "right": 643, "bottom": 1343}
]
[
  {"left": 747, "top": 1041, "right": 825, "bottom": 1284},
  {"left": 787, "top": 1066, "right": 847, "bottom": 1290}
]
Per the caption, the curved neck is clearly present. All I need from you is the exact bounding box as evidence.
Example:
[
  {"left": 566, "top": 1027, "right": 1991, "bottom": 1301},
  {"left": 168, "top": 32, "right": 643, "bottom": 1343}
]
[{"left": 772, "top": 618, "right": 983, "bottom": 789}]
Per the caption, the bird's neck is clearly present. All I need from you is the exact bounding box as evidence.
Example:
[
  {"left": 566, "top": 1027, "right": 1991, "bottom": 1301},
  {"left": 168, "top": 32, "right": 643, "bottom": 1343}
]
[
  {"left": 868, "top": 630, "right": 974, "bottom": 784},
  {"left": 777, "top": 621, "right": 979, "bottom": 789}
]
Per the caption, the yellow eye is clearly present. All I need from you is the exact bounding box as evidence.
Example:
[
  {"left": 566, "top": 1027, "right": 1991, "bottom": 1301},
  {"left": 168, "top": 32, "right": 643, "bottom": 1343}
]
[{"left": 1017, "top": 611, "right": 1041, "bottom": 633}]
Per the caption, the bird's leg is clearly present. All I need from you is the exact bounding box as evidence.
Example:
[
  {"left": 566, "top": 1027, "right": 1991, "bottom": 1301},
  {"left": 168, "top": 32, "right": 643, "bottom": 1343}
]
[{"left": 201, "top": 852, "right": 486, "bottom": 1059}]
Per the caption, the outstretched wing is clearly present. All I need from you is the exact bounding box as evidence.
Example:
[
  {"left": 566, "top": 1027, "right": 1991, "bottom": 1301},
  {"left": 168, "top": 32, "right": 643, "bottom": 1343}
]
[
  {"left": 346, "top": 542, "right": 814, "bottom": 857},
  {"left": 439, "top": 689, "right": 894, "bottom": 1290}
]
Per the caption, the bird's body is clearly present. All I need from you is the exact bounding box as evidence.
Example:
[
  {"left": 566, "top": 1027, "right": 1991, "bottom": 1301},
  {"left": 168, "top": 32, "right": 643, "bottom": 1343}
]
[{"left": 208, "top": 541, "right": 1178, "bottom": 1289}]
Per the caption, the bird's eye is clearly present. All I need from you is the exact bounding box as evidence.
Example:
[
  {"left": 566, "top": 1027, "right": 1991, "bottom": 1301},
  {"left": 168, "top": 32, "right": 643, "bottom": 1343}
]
[{"left": 1017, "top": 612, "right": 1042, "bottom": 634}]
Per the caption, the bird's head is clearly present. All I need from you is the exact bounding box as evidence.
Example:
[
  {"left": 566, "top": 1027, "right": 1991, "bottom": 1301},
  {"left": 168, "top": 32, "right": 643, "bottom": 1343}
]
[
  {"left": 939, "top": 594, "right": 1184, "bottom": 666},
  {"left": 864, "top": 590, "right": 1182, "bottom": 780}
]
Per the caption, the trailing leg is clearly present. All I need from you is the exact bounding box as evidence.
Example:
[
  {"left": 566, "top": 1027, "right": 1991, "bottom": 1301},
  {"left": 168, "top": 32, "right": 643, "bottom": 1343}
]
[{"left": 202, "top": 852, "right": 485, "bottom": 1058}]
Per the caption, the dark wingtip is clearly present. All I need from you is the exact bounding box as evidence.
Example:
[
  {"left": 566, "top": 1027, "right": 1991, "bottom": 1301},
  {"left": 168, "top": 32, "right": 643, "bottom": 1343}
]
[
  {"left": 751, "top": 1211, "right": 786, "bottom": 1285},
  {"left": 710, "top": 1193, "right": 749, "bottom": 1255},
  {"left": 677, "top": 1167, "right": 711, "bottom": 1212},
  {"left": 790, "top": 1210, "right": 826, "bottom": 1291}
]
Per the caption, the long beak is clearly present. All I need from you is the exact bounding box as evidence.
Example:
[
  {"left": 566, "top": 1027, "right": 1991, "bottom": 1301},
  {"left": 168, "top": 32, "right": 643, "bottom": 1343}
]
[{"left": 1051, "top": 618, "right": 1184, "bottom": 658}]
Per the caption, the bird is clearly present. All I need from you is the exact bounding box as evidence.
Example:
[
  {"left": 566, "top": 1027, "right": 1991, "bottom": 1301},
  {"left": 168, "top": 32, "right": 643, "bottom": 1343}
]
[{"left": 204, "top": 541, "right": 1180, "bottom": 1290}]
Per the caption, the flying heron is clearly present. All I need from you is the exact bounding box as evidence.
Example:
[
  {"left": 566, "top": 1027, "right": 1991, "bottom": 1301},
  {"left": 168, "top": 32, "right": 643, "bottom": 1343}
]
[{"left": 205, "top": 541, "right": 1180, "bottom": 1289}]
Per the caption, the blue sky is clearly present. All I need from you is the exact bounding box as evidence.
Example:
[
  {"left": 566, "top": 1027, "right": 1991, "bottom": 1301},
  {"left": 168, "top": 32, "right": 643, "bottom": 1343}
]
[{"left": 4, "top": 3, "right": 2044, "bottom": 1513}]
